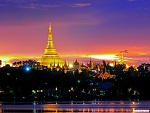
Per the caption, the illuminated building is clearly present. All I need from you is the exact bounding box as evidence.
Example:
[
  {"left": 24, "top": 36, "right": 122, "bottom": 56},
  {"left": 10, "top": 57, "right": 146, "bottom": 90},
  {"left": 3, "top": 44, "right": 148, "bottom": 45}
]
[{"left": 38, "top": 23, "right": 64, "bottom": 67}]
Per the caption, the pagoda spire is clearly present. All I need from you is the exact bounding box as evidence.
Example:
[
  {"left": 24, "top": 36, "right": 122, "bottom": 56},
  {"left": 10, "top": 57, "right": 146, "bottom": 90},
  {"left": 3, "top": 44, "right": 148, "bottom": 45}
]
[
  {"left": 38, "top": 23, "right": 64, "bottom": 67},
  {"left": 49, "top": 23, "right": 52, "bottom": 33},
  {"left": 48, "top": 23, "right": 52, "bottom": 41},
  {"left": 46, "top": 23, "right": 55, "bottom": 51}
]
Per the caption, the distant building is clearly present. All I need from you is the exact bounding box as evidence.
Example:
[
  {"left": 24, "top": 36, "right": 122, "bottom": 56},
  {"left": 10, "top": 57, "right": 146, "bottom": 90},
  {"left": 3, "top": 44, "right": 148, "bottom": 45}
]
[
  {"left": 73, "top": 59, "right": 80, "bottom": 71},
  {"left": 38, "top": 23, "right": 64, "bottom": 67},
  {"left": 0, "top": 60, "right": 2, "bottom": 67}
]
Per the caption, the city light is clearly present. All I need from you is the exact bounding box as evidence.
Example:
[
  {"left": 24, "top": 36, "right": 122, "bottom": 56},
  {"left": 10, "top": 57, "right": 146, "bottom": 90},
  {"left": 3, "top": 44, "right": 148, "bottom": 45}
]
[
  {"left": 32, "top": 90, "right": 36, "bottom": 94},
  {"left": 25, "top": 66, "right": 31, "bottom": 72},
  {"left": 69, "top": 63, "right": 73, "bottom": 68},
  {"left": 77, "top": 80, "right": 81, "bottom": 83},
  {"left": 109, "top": 63, "right": 114, "bottom": 67}
]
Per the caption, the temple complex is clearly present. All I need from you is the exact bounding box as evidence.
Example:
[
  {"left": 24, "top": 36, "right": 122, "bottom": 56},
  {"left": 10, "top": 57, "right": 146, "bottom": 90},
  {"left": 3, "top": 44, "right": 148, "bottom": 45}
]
[{"left": 38, "top": 23, "right": 64, "bottom": 67}]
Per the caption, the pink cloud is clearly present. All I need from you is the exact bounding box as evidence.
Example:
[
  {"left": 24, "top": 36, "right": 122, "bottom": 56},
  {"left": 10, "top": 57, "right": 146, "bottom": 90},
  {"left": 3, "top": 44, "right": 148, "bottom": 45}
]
[
  {"left": 18, "top": 3, "right": 61, "bottom": 9},
  {"left": 72, "top": 3, "right": 91, "bottom": 8}
]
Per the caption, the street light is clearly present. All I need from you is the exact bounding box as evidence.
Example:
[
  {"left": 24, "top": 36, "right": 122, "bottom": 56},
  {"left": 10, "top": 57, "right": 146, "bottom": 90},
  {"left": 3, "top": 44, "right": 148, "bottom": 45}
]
[{"left": 25, "top": 66, "right": 31, "bottom": 72}]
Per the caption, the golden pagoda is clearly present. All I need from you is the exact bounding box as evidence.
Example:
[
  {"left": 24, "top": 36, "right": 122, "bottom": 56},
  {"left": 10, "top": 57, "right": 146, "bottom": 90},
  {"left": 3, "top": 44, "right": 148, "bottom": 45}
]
[{"left": 38, "top": 23, "right": 64, "bottom": 67}]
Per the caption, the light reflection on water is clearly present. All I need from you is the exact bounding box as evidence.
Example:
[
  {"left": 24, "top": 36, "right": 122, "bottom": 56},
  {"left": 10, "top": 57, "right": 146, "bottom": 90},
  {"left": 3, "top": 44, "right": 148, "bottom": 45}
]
[{"left": 0, "top": 101, "right": 149, "bottom": 112}]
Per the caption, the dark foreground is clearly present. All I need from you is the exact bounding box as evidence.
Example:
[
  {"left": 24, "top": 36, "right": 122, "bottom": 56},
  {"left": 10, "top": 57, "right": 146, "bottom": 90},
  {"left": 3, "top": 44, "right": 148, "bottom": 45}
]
[{"left": 0, "top": 65, "right": 150, "bottom": 101}]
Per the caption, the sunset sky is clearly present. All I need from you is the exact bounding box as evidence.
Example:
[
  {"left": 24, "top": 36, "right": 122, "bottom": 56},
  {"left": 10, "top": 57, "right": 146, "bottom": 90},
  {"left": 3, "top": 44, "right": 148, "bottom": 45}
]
[{"left": 0, "top": 0, "right": 150, "bottom": 66}]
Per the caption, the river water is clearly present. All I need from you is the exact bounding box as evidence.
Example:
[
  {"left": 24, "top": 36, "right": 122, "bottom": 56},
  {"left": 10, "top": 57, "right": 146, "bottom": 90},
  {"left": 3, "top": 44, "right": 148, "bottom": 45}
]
[{"left": 0, "top": 101, "right": 149, "bottom": 112}]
